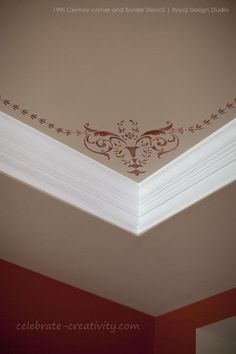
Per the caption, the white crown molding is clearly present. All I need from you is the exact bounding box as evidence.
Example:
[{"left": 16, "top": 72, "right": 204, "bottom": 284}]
[
  {"left": 138, "top": 119, "right": 236, "bottom": 234},
  {"left": 1, "top": 111, "right": 236, "bottom": 235},
  {"left": 0, "top": 112, "right": 139, "bottom": 233}
]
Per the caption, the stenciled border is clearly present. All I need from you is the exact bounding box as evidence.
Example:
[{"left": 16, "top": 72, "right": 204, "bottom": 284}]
[{"left": 0, "top": 95, "right": 235, "bottom": 176}]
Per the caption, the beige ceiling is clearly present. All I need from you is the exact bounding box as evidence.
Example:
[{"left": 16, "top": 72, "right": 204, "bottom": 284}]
[
  {"left": 0, "top": 0, "right": 236, "bottom": 179},
  {"left": 0, "top": 172, "right": 235, "bottom": 315}
]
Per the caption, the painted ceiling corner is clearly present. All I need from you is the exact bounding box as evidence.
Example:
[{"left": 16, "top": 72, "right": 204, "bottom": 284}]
[{"left": 1, "top": 0, "right": 236, "bottom": 233}]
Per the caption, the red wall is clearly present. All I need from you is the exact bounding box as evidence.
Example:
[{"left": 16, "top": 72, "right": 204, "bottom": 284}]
[
  {"left": 1, "top": 259, "right": 235, "bottom": 354},
  {"left": 154, "top": 288, "right": 236, "bottom": 354},
  {"left": 0, "top": 260, "right": 155, "bottom": 354}
]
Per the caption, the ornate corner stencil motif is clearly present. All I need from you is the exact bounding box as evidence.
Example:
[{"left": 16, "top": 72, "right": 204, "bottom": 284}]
[
  {"left": 0, "top": 96, "right": 235, "bottom": 176},
  {"left": 83, "top": 120, "right": 179, "bottom": 176}
]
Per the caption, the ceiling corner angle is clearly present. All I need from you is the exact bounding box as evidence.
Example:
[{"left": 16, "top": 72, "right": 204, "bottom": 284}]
[{"left": 0, "top": 111, "right": 235, "bottom": 235}]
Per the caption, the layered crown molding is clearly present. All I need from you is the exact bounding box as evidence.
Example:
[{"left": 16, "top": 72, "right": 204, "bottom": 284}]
[{"left": 0, "top": 111, "right": 236, "bottom": 235}]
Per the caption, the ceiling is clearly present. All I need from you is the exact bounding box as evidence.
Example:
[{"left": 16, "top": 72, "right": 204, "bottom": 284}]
[
  {"left": 0, "top": 172, "right": 235, "bottom": 315},
  {"left": 0, "top": 0, "right": 236, "bottom": 180}
]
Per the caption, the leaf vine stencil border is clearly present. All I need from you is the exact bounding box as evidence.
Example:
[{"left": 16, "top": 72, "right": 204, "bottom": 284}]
[{"left": 1, "top": 95, "right": 235, "bottom": 176}]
